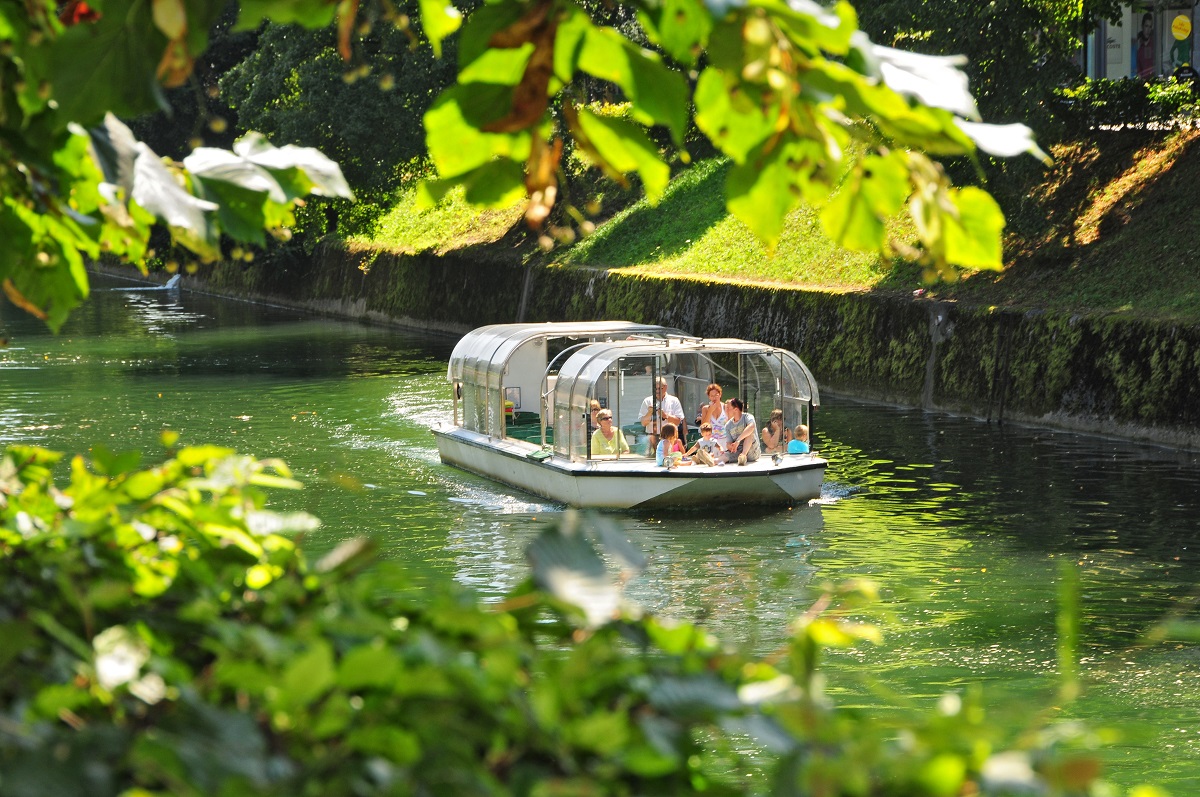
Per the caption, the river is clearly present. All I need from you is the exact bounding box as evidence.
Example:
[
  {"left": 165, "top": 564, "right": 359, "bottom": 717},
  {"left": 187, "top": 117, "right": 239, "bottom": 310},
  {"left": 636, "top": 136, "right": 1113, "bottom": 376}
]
[{"left": 2, "top": 273, "right": 1198, "bottom": 791}]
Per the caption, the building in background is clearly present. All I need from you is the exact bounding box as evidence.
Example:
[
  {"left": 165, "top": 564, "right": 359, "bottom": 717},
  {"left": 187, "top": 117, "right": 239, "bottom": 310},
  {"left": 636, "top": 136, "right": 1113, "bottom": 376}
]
[{"left": 1084, "top": 2, "right": 1196, "bottom": 80}]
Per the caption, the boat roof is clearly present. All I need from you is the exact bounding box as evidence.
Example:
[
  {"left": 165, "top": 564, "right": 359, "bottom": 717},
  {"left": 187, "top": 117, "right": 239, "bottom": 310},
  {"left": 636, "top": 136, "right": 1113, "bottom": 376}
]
[
  {"left": 447, "top": 321, "right": 686, "bottom": 383},
  {"left": 555, "top": 337, "right": 821, "bottom": 405}
]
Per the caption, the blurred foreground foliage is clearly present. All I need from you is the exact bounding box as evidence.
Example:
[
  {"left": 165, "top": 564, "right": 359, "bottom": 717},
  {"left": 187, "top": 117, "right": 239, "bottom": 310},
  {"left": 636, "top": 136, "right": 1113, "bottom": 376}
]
[{"left": 0, "top": 442, "right": 1161, "bottom": 796}]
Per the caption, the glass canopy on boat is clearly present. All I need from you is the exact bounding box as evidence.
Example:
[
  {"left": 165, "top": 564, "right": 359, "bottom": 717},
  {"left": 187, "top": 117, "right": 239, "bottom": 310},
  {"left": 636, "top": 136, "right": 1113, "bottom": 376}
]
[
  {"left": 446, "top": 322, "right": 686, "bottom": 438},
  {"left": 551, "top": 337, "right": 821, "bottom": 462}
]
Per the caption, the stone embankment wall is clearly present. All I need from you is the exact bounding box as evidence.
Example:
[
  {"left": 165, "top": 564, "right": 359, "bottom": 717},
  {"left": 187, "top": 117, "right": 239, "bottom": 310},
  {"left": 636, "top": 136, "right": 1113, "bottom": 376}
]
[{"left": 135, "top": 242, "right": 1200, "bottom": 449}]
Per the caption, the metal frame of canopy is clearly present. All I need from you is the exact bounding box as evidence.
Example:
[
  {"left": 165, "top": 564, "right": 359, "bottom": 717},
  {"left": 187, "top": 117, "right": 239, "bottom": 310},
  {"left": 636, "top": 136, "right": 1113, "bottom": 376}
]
[
  {"left": 445, "top": 322, "right": 686, "bottom": 436},
  {"left": 551, "top": 337, "right": 821, "bottom": 462}
]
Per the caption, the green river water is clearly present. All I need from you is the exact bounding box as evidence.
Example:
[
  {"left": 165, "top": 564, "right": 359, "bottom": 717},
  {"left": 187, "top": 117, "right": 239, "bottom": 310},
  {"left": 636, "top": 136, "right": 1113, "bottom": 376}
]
[{"left": 3, "top": 273, "right": 1199, "bottom": 790}]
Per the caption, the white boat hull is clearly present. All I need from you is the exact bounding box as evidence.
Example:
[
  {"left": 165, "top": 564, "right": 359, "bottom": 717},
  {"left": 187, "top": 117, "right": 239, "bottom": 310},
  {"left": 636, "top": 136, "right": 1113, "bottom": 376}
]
[{"left": 432, "top": 427, "right": 827, "bottom": 510}]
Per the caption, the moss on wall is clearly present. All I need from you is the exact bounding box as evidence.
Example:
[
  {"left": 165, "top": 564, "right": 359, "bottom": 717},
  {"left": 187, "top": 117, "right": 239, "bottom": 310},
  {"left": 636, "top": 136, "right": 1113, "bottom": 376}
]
[{"left": 161, "top": 243, "right": 1200, "bottom": 448}]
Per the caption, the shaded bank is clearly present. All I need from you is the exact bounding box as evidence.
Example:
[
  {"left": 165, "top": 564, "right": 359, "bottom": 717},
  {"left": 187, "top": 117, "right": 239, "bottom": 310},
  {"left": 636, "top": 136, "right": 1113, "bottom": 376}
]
[{"left": 97, "top": 242, "right": 1200, "bottom": 449}]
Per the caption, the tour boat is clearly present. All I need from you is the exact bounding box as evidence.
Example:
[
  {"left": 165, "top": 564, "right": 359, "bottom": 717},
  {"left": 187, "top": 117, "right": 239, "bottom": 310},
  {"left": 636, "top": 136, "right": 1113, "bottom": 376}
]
[{"left": 431, "top": 321, "right": 827, "bottom": 509}]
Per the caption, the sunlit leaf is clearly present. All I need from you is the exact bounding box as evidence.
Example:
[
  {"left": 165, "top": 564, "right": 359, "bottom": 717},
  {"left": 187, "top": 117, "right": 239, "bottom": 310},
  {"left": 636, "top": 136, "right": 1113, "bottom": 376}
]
[
  {"left": 693, "top": 68, "right": 776, "bottom": 164},
  {"left": 956, "top": 119, "right": 1051, "bottom": 163},
  {"left": 942, "top": 186, "right": 1005, "bottom": 270},
  {"left": 236, "top": 0, "right": 337, "bottom": 30},
  {"left": 576, "top": 27, "right": 688, "bottom": 144},
  {"left": 575, "top": 108, "right": 669, "bottom": 203},
  {"left": 637, "top": 0, "right": 712, "bottom": 67},
  {"left": 130, "top": 144, "right": 220, "bottom": 259},
  {"left": 918, "top": 753, "right": 968, "bottom": 797},
  {"left": 418, "top": 158, "right": 527, "bottom": 209},
  {"left": 424, "top": 85, "right": 532, "bottom": 179},
  {"left": 418, "top": 0, "right": 462, "bottom": 58},
  {"left": 726, "top": 141, "right": 812, "bottom": 252}
]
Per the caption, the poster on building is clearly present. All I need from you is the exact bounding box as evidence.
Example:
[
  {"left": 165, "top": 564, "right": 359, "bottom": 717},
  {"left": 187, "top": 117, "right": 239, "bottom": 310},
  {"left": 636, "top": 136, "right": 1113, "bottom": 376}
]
[
  {"left": 1104, "top": 11, "right": 1123, "bottom": 79},
  {"left": 1170, "top": 13, "right": 1193, "bottom": 68},
  {"left": 1134, "top": 6, "right": 1156, "bottom": 79}
]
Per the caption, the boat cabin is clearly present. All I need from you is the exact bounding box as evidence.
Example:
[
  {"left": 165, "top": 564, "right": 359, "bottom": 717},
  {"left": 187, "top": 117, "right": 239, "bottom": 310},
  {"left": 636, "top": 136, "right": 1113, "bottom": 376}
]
[{"left": 446, "top": 321, "right": 685, "bottom": 437}]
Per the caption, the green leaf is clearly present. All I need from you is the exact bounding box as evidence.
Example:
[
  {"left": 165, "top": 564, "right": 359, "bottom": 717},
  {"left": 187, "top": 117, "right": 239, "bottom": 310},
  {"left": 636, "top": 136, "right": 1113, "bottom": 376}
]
[
  {"left": 648, "top": 675, "right": 742, "bottom": 718},
  {"left": 917, "top": 753, "right": 968, "bottom": 797},
  {"left": 418, "top": 158, "right": 527, "bottom": 209},
  {"left": 278, "top": 641, "right": 336, "bottom": 709},
  {"left": 193, "top": 178, "right": 270, "bottom": 247},
  {"left": 575, "top": 108, "right": 669, "bottom": 203},
  {"left": 121, "top": 468, "right": 164, "bottom": 499},
  {"left": 458, "top": 43, "right": 534, "bottom": 86},
  {"left": 756, "top": 0, "right": 857, "bottom": 55},
  {"left": 345, "top": 726, "right": 421, "bottom": 763},
  {"left": 726, "top": 141, "right": 807, "bottom": 252},
  {"left": 693, "top": 68, "right": 776, "bottom": 164},
  {"left": 418, "top": 0, "right": 462, "bottom": 58},
  {"left": 820, "top": 154, "right": 909, "bottom": 253},
  {"left": 942, "top": 186, "right": 1005, "bottom": 270},
  {"left": 576, "top": 27, "right": 689, "bottom": 145},
  {"left": 176, "top": 445, "right": 236, "bottom": 468},
  {"left": 236, "top": 0, "right": 337, "bottom": 30},
  {"left": 552, "top": 6, "right": 592, "bottom": 83},
  {"left": 338, "top": 644, "right": 403, "bottom": 690},
  {"left": 424, "top": 85, "right": 532, "bottom": 179},
  {"left": 27, "top": 0, "right": 163, "bottom": 131},
  {"left": 457, "top": 0, "right": 526, "bottom": 68},
  {"left": 637, "top": 0, "right": 712, "bottom": 67}
]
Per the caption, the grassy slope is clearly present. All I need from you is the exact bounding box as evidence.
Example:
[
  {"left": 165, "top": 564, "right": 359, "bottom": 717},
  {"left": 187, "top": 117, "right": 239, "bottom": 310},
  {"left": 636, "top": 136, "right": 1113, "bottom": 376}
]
[
  {"left": 354, "top": 128, "right": 1200, "bottom": 321},
  {"left": 941, "top": 128, "right": 1200, "bottom": 320}
]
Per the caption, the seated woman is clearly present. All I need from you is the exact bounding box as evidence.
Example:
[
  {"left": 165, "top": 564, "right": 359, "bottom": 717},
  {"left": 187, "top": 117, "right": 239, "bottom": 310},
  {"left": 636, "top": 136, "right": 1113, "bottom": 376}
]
[
  {"left": 697, "top": 383, "right": 723, "bottom": 426},
  {"left": 761, "top": 409, "right": 790, "bottom": 455},
  {"left": 590, "top": 409, "right": 630, "bottom": 457},
  {"left": 655, "top": 423, "right": 693, "bottom": 469}
]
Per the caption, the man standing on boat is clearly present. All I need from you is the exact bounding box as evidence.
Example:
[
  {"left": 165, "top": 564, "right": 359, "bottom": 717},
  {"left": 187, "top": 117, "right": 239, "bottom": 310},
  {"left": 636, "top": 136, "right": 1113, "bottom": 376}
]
[
  {"left": 723, "top": 398, "right": 760, "bottom": 466},
  {"left": 640, "top": 377, "right": 685, "bottom": 450}
]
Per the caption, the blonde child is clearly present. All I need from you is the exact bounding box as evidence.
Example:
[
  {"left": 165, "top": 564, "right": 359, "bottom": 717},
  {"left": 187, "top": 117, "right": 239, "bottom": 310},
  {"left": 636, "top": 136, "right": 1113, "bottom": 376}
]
[
  {"left": 685, "top": 422, "right": 724, "bottom": 466},
  {"left": 655, "top": 423, "right": 693, "bottom": 469},
  {"left": 787, "top": 424, "right": 810, "bottom": 454}
]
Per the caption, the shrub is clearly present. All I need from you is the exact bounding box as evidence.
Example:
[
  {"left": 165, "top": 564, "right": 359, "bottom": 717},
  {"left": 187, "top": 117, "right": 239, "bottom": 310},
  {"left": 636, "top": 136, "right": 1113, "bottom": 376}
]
[
  {"left": 0, "top": 443, "right": 1146, "bottom": 795},
  {"left": 1058, "top": 77, "right": 1200, "bottom": 133}
]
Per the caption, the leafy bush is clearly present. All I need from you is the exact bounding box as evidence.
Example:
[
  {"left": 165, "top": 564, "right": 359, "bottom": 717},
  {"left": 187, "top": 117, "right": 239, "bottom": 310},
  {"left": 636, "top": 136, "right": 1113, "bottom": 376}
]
[
  {"left": 0, "top": 443, "right": 1150, "bottom": 796},
  {"left": 1058, "top": 77, "right": 1200, "bottom": 133}
]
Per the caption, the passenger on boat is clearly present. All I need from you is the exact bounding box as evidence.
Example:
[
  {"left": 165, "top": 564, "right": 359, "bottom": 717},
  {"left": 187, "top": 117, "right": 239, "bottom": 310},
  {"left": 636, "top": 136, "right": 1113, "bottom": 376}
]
[
  {"left": 697, "top": 383, "right": 724, "bottom": 429},
  {"left": 591, "top": 409, "right": 630, "bottom": 456},
  {"left": 655, "top": 423, "right": 693, "bottom": 469},
  {"left": 640, "top": 377, "right": 685, "bottom": 447},
  {"left": 588, "top": 399, "right": 602, "bottom": 429},
  {"left": 787, "top": 424, "right": 810, "bottom": 454},
  {"left": 761, "top": 409, "right": 790, "bottom": 455},
  {"left": 723, "top": 398, "right": 760, "bottom": 465},
  {"left": 684, "top": 422, "right": 723, "bottom": 466}
]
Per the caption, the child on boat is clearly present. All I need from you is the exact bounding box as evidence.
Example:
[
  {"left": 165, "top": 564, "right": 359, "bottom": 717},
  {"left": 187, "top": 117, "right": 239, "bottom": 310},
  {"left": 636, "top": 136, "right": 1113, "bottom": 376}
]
[
  {"left": 655, "top": 424, "right": 693, "bottom": 469},
  {"left": 787, "top": 424, "right": 810, "bottom": 454},
  {"left": 685, "top": 422, "right": 724, "bottom": 466}
]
